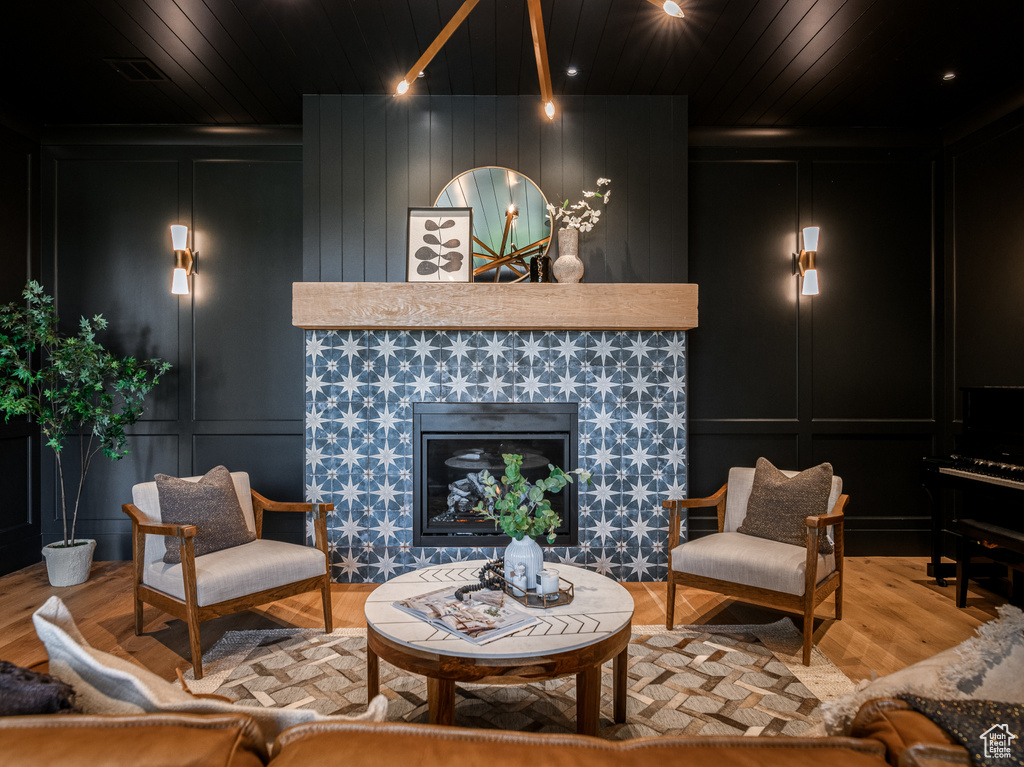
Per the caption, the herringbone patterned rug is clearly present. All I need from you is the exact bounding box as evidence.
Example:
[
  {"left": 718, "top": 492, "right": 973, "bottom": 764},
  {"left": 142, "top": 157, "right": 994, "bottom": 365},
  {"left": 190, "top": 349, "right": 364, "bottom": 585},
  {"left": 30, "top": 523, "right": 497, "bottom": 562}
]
[{"left": 185, "top": 621, "right": 853, "bottom": 739}]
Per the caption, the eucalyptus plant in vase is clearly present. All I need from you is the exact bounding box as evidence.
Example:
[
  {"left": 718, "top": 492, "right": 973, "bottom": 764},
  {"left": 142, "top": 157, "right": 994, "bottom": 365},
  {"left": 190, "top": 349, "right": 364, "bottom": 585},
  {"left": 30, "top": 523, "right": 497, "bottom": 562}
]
[
  {"left": 0, "top": 281, "right": 171, "bottom": 586},
  {"left": 474, "top": 453, "right": 592, "bottom": 588}
]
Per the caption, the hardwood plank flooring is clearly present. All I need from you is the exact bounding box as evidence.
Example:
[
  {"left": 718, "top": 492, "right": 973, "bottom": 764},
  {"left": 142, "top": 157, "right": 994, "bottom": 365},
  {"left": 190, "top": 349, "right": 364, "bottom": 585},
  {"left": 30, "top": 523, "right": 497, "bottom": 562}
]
[{"left": 0, "top": 557, "right": 1005, "bottom": 684}]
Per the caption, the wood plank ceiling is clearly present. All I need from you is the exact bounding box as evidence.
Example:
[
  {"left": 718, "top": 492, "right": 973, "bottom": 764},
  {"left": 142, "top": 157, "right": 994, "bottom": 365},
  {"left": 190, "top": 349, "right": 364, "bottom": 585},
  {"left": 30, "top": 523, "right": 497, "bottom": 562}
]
[{"left": 4, "top": 0, "right": 1024, "bottom": 128}]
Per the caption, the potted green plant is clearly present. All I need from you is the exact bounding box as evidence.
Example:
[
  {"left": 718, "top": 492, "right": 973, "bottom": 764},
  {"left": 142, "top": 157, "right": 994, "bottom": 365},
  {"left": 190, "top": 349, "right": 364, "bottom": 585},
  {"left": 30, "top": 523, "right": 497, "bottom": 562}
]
[
  {"left": 0, "top": 281, "right": 171, "bottom": 586},
  {"left": 474, "top": 453, "right": 592, "bottom": 587}
]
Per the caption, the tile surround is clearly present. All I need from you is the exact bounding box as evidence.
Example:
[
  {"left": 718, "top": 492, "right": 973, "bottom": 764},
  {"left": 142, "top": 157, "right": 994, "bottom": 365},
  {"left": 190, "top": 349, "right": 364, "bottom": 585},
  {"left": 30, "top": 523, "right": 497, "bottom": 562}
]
[{"left": 304, "top": 329, "right": 688, "bottom": 583}]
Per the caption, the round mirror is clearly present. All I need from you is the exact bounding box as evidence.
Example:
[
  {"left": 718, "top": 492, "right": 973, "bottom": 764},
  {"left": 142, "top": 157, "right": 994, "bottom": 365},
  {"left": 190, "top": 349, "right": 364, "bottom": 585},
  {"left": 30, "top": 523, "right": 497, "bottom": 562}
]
[{"left": 434, "top": 167, "right": 551, "bottom": 282}]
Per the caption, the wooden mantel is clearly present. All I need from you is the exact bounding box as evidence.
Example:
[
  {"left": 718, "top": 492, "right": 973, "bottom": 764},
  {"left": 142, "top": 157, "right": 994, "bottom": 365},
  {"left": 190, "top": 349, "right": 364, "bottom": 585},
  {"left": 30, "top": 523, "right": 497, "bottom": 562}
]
[{"left": 292, "top": 282, "right": 698, "bottom": 331}]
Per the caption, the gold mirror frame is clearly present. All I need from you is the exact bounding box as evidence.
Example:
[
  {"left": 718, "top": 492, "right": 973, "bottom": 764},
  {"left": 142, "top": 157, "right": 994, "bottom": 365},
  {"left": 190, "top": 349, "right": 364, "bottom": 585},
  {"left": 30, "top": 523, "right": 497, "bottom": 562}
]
[{"left": 434, "top": 166, "right": 551, "bottom": 283}]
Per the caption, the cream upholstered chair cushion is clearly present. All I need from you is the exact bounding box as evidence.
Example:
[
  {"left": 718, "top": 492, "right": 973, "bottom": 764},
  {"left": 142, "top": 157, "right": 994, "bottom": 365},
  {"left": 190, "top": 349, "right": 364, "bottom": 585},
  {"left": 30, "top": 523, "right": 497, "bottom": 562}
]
[
  {"left": 143, "top": 540, "right": 327, "bottom": 607},
  {"left": 131, "top": 472, "right": 324, "bottom": 607},
  {"left": 669, "top": 533, "right": 836, "bottom": 595},
  {"left": 670, "top": 466, "right": 844, "bottom": 596}
]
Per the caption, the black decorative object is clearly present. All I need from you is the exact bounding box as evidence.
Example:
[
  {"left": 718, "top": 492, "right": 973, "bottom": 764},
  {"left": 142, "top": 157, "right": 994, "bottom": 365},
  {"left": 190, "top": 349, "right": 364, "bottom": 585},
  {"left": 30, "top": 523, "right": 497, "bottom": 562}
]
[
  {"left": 454, "top": 558, "right": 505, "bottom": 601},
  {"left": 0, "top": 660, "right": 77, "bottom": 716},
  {"left": 407, "top": 207, "right": 473, "bottom": 282},
  {"left": 529, "top": 254, "right": 552, "bottom": 282}
]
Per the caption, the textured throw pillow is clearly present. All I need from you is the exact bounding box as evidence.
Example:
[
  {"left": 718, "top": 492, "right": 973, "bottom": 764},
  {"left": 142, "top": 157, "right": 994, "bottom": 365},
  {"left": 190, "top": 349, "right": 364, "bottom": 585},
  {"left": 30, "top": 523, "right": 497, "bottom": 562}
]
[
  {"left": 31, "top": 596, "right": 388, "bottom": 748},
  {"left": 0, "top": 660, "right": 77, "bottom": 716},
  {"left": 156, "top": 465, "right": 256, "bottom": 564},
  {"left": 737, "top": 457, "right": 835, "bottom": 554}
]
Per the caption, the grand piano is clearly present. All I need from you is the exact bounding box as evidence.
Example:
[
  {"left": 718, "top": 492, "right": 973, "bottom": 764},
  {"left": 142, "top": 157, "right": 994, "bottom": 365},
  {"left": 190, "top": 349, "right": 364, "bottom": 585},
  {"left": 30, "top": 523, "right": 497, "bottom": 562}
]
[{"left": 922, "top": 386, "right": 1024, "bottom": 601}]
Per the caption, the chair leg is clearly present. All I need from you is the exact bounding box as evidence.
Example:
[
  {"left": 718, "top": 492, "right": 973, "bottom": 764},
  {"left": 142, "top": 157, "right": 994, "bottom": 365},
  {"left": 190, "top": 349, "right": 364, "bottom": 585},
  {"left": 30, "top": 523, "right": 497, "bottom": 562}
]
[
  {"left": 185, "top": 605, "right": 204, "bottom": 680},
  {"left": 666, "top": 574, "right": 676, "bottom": 629},
  {"left": 321, "top": 578, "right": 334, "bottom": 633},
  {"left": 133, "top": 593, "right": 144, "bottom": 636},
  {"left": 802, "top": 601, "right": 815, "bottom": 666},
  {"left": 835, "top": 579, "right": 843, "bottom": 621}
]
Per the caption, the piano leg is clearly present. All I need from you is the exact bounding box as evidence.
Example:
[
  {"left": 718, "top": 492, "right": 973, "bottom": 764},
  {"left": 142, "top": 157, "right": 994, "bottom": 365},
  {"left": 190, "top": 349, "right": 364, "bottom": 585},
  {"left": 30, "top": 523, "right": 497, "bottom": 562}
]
[
  {"left": 956, "top": 534, "right": 970, "bottom": 608},
  {"left": 924, "top": 485, "right": 948, "bottom": 587}
]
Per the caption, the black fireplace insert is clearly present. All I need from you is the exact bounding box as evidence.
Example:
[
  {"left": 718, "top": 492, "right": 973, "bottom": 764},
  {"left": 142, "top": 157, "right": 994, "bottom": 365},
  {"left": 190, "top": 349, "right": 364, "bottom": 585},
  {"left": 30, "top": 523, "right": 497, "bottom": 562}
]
[{"left": 412, "top": 403, "right": 579, "bottom": 547}]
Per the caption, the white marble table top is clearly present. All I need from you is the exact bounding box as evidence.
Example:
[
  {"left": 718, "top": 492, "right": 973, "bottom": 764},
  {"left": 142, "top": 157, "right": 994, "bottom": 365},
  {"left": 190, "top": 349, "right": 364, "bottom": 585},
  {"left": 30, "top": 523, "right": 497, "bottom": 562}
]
[{"left": 365, "top": 560, "right": 635, "bottom": 660}]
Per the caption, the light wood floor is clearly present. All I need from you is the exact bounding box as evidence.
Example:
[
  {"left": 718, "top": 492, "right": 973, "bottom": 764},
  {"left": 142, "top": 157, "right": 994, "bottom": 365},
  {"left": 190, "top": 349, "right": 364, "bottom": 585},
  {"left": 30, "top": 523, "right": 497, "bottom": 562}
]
[{"left": 0, "top": 557, "right": 1005, "bottom": 683}]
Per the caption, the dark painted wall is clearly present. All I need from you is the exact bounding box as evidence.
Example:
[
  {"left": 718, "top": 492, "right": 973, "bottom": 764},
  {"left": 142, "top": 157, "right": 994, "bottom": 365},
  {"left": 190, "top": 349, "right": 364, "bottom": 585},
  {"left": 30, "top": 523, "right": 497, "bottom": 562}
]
[
  {"left": 302, "top": 95, "right": 689, "bottom": 283},
  {"left": 0, "top": 124, "right": 41, "bottom": 576},
  {"left": 685, "top": 143, "right": 938, "bottom": 554},
  {"left": 35, "top": 136, "right": 305, "bottom": 562}
]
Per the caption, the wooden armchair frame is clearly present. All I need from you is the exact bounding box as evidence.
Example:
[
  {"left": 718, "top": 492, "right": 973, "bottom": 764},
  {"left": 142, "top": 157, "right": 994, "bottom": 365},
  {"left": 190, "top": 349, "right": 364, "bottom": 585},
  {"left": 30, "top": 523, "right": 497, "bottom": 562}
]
[
  {"left": 122, "top": 491, "right": 334, "bottom": 679},
  {"left": 664, "top": 485, "right": 849, "bottom": 665}
]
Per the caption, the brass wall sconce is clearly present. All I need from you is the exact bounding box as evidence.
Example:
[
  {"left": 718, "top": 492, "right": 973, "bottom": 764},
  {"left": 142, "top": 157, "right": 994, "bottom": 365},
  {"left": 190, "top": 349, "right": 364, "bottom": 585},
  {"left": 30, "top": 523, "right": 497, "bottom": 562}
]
[
  {"left": 170, "top": 225, "right": 197, "bottom": 296},
  {"left": 795, "top": 226, "right": 820, "bottom": 296}
]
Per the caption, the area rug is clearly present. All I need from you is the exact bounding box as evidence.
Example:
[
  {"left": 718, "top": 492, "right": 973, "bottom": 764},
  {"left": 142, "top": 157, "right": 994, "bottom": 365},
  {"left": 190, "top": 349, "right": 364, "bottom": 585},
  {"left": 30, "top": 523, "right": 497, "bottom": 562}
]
[{"left": 184, "top": 620, "right": 855, "bottom": 739}]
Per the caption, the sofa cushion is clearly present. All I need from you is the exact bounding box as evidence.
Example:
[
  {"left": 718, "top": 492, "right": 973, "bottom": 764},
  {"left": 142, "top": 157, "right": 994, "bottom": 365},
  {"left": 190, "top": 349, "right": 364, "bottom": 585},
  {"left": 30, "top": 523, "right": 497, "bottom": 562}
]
[
  {"left": 738, "top": 458, "right": 834, "bottom": 554},
  {"left": 143, "top": 538, "right": 327, "bottom": 606},
  {"left": 0, "top": 713, "right": 267, "bottom": 767},
  {"left": 821, "top": 605, "right": 1024, "bottom": 735},
  {"left": 31, "top": 596, "right": 388, "bottom": 749},
  {"left": 849, "top": 698, "right": 964, "bottom": 767},
  {"left": 271, "top": 722, "right": 890, "bottom": 767},
  {"left": 156, "top": 465, "right": 256, "bottom": 564},
  {"left": 669, "top": 532, "right": 835, "bottom": 595}
]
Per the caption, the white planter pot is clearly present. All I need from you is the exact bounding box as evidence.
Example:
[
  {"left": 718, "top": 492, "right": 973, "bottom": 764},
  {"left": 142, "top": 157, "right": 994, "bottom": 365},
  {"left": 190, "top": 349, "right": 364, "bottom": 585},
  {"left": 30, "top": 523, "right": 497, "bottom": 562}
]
[
  {"left": 553, "top": 228, "right": 584, "bottom": 283},
  {"left": 41, "top": 539, "right": 96, "bottom": 587},
  {"left": 503, "top": 536, "right": 544, "bottom": 591}
]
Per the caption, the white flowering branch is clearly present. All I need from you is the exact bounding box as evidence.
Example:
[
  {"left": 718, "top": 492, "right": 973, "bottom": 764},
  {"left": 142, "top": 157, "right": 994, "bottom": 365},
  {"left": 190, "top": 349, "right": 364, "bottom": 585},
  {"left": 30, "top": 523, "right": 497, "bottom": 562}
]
[{"left": 546, "top": 177, "right": 611, "bottom": 233}]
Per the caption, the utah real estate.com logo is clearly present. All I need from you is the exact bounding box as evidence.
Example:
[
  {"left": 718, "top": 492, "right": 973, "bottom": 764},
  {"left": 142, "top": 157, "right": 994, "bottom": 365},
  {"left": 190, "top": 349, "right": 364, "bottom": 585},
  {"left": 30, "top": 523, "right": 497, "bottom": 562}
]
[{"left": 981, "top": 723, "right": 1017, "bottom": 760}]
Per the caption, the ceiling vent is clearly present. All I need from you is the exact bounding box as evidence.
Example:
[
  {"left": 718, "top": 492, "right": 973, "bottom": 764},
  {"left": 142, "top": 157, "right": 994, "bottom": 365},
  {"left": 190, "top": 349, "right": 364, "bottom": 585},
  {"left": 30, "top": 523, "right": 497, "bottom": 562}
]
[{"left": 105, "top": 58, "right": 168, "bottom": 83}]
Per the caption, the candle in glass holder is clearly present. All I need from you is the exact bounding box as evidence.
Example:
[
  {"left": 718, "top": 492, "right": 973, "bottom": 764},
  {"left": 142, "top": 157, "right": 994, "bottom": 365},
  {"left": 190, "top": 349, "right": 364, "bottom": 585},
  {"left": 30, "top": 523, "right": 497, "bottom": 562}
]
[{"left": 536, "top": 568, "right": 559, "bottom": 600}]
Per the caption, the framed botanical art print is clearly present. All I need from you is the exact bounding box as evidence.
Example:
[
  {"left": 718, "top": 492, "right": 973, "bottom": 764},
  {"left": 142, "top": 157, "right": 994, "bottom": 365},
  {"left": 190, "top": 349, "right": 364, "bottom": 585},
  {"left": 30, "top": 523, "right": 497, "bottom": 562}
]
[{"left": 407, "top": 207, "right": 474, "bottom": 282}]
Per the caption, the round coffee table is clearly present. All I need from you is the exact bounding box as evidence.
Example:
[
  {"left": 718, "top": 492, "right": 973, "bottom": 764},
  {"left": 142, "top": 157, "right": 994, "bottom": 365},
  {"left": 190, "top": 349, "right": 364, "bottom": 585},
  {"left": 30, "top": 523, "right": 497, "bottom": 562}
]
[{"left": 364, "top": 560, "right": 634, "bottom": 735}]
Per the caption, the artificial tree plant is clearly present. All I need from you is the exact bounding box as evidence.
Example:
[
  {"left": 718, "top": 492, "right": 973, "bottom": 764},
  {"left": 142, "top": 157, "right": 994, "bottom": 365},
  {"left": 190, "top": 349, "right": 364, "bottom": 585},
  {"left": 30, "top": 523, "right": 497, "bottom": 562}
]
[{"left": 0, "top": 281, "right": 171, "bottom": 550}]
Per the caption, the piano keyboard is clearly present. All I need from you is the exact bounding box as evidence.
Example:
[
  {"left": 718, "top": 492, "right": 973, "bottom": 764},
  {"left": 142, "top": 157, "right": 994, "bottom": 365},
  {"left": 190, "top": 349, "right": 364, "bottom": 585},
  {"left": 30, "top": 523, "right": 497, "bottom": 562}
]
[{"left": 938, "top": 466, "right": 1024, "bottom": 491}]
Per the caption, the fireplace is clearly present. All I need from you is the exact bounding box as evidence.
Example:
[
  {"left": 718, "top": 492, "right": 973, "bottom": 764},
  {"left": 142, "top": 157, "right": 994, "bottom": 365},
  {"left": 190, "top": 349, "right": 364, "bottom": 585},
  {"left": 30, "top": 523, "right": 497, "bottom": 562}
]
[{"left": 412, "top": 403, "right": 579, "bottom": 547}]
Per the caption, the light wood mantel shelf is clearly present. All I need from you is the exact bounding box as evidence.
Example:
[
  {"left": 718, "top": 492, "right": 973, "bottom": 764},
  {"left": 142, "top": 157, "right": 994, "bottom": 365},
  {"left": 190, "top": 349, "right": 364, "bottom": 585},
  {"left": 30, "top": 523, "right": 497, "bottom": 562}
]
[{"left": 292, "top": 282, "right": 698, "bottom": 331}]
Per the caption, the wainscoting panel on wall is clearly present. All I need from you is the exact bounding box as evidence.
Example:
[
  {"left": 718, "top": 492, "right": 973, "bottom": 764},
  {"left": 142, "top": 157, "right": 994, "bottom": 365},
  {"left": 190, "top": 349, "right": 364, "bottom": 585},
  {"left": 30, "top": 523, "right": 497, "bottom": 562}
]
[{"left": 304, "top": 329, "right": 687, "bottom": 583}]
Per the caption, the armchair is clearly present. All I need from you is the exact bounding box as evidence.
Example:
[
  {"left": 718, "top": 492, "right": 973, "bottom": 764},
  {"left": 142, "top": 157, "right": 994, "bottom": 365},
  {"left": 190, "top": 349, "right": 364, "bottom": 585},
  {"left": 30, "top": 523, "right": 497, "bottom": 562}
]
[
  {"left": 122, "top": 471, "right": 333, "bottom": 679},
  {"left": 664, "top": 466, "right": 849, "bottom": 665}
]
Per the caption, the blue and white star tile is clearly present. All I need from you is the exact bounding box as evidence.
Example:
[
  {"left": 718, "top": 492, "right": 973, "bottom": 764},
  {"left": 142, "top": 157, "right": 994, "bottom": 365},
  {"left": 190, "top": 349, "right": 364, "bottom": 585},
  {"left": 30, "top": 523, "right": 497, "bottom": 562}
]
[
  {"left": 437, "top": 547, "right": 477, "bottom": 565},
  {"left": 583, "top": 509, "right": 620, "bottom": 546},
  {"left": 328, "top": 510, "right": 371, "bottom": 548},
  {"left": 585, "top": 331, "right": 621, "bottom": 367},
  {"left": 584, "top": 474, "right": 622, "bottom": 512},
  {"left": 333, "top": 438, "right": 370, "bottom": 474},
  {"left": 579, "top": 434, "right": 621, "bottom": 474},
  {"left": 366, "top": 509, "right": 410, "bottom": 546},
  {"left": 512, "top": 367, "right": 549, "bottom": 403},
  {"left": 328, "top": 475, "right": 367, "bottom": 512},
  {"left": 465, "top": 331, "right": 514, "bottom": 366},
  {"left": 405, "top": 366, "right": 442, "bottom": 402},
  {"left": 474, "top": 366, "right": 514, "bottom": 402},
  {"left": 331, "top": 404, "right": 369, "bottom": 436},
  {"left": 586, "top": 366, "right": 622, "bottom": 404},
  {"left": 615, "top": 331, "right": 660, "bottom": 367},
  {"left": 545, "top": 367, "right": 588, "bottom": 403},
  {"left": 404, "top": 331, "right": 444, "bottom": 367},
  {"left": 331, "top": 548, "right": 368, "bottom": 583},
  {"left": 545, "top": 331, "right": 588, "bottom": 367},
  {"left": 586, "top": 547, "right": 621, "bottom": 579},
  {"left": 616, "top": 402, "right": 658, "bottom": 439},
  {"left": 619, "top": 547, "right": 661, "bottom": 582},
  {"left": 329, "top": 367, "right": 370, "bottom": 403},
  {"left": 367, "top": 474, "right": 410, "bottom": 511},
  {"left": 367, "top": 330, "right": 407, "bottom": 368},
  {"left": 367, "top": 403, "right": 411, "bottom": 437},
  {"left": 579, "top": 402, "right": 619, "bottom": 438},
  {"left": 370, "top": 438, "right": 410, "bottom": 474},
  {"left": 442, "top": 367, "right": 477, "bottom": 402},
  {"left": 334, "top": 331, "right": 368, "bottom": 365},
  {"left": 439, "top": 331, "right": 476, "bottom": 368},
  {"left": 366, "top": 547, "right": 410, "bottom": 581},
  {"left": 661, "top": 370, "right": 687, "bottom": 405},
  {"left": 367, "top": 367, "right": 405, "bottom": 402},
  {"left": 659, "top": 331, "right": 687, "bottom": 366},
  {"left": 408, "top": 547, "right": 442, "bottom": 570}
]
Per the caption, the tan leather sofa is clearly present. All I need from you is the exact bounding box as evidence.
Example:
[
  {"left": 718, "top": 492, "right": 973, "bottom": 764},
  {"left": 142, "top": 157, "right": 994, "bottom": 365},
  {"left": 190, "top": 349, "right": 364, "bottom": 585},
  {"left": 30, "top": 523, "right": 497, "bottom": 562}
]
[{"left": 0, "top": 698, "right": 967, "bottom": 767}]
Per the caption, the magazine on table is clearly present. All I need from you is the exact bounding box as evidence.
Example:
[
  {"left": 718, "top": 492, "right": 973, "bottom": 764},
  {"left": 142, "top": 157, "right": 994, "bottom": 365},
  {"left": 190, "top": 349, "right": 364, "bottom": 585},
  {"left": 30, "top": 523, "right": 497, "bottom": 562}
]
[{"left": 393, "top": 586, "right": 539, "bottom": 645}]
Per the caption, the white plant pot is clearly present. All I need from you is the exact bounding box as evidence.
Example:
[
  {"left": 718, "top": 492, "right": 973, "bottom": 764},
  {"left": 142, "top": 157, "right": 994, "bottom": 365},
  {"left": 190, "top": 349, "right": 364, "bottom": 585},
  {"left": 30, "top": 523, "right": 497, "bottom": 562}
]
[
  {"left": 41, "top": 539, "right": 96, "bottom": 587},
  {"left": 503, "top": 536, "right": 544, "bottom": 591}
]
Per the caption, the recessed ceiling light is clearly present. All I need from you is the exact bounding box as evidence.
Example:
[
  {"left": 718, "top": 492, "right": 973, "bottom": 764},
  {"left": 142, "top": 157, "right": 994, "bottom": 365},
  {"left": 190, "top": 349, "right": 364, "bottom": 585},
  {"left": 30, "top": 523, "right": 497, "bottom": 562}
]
[
  {"left": 567, "top": 67, "right": 579, "bottom": 77},
  {"left": 417, "top": 71, "right": 425, "bottom": 78},
  {"left": 943, "top": 72, "right": 956, "bottom": 81}
]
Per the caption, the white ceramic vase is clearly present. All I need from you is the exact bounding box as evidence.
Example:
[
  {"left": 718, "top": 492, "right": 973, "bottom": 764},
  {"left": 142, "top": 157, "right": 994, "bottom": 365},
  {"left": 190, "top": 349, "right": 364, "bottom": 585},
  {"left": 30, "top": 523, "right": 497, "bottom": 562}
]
[
  {"left": 553, "top": 228, "right": 584, "bottom": 283},
  {"left": 41, "top": 539, "right": 96, "bottom": 587},
  {"left": 503, "top": 536, "right": 544, "bottom": 590}
]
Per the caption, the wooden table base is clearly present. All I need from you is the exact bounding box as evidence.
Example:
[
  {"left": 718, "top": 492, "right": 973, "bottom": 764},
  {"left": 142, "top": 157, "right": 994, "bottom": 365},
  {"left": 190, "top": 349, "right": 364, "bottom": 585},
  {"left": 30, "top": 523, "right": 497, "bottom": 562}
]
[{"left": 366, "top": 629, "right": 629, "bottom": 736}]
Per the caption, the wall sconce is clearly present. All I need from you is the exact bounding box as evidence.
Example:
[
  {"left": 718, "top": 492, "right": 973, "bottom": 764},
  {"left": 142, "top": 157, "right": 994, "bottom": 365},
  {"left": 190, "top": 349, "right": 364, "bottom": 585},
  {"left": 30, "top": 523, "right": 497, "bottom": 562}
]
[
  {"left": 170, "top": 225, "right": 197, "bottom": 296},
  {"left": 795, "top": 226, "right": 819, "bottom": 296}
]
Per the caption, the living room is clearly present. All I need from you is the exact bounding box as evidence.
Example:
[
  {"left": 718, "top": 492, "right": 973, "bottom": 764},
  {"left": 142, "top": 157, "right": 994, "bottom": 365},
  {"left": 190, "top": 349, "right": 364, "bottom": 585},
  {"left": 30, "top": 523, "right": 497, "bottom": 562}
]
[{"left": 1, "top": 0, "right": 1023, "bottom": 761}]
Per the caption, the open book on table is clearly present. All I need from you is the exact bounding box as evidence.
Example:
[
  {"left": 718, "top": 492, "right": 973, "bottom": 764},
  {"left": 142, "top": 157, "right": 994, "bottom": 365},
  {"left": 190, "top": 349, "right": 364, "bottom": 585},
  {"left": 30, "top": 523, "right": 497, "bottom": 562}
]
[{"left": 392, "top": 586, "right": 539, "bottom": 645}]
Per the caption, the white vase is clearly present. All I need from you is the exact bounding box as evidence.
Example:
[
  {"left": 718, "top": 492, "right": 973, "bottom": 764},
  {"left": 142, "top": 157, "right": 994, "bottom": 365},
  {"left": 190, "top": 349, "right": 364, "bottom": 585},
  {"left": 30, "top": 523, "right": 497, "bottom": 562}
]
[
  {"left": 553, "top": 228, "right": 584, "bottom": 283},
  {"left": 503, "top": 536, "right": 544, "bottom": 590},
  {"left": 41, "top": 539, "right": 96, "bottom": 587}
]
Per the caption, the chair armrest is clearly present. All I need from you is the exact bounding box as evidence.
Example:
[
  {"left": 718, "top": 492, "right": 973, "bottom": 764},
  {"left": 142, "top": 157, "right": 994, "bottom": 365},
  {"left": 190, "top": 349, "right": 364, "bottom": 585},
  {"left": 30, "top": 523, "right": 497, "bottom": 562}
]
[
  {"left": 662, "top": 484, "right": 727, "bottom": 510},
  {"left": 663, "top": 484, "right": 728, "bottom": 548},
  {"left": 121, "top": 503, "right": 197, "bottom": 539},
  {"left": 805, "top": 494, "right": 849, "bottom": 528},
  {"left": 249, "top": 491, "right": 332, "bottom": 556}
]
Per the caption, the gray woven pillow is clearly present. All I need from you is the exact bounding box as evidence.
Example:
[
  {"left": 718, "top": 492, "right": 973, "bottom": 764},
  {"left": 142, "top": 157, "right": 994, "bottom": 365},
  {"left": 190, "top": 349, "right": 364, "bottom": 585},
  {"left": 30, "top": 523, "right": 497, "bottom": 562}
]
[
  {"left": 737, "top": 457, "right": 834, "bottom": 554},
  {"left": 156, "top": 465, "right": 256, "bottom": 564}
]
